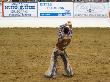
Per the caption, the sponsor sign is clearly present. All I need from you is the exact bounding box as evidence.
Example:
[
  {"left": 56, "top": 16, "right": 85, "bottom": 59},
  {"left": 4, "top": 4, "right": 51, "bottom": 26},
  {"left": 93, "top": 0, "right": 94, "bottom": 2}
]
[
  {"left": 4, "top": 3, "right": 37, "bottom": 17},
  {"left": 108, "top": 2, "right": 110, "bottom": 18},
  {"left": 38, "top": 2, "right": 73, "bottom": 17},
  {"left": 74, "top": 3, "right": 109, "bottom": 18},
  {"left": 0, "top": 3, "right": 1, "bottom": 13}
]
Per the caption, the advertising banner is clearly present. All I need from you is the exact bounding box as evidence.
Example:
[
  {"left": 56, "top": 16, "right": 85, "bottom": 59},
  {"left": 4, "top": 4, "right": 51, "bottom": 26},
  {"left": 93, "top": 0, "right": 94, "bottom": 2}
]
[
  {"left": 38, "top": 2, "right": 73, "bottom": 17},
  {"left": 108, "top": 0, "right": 110, "bottom": 18},
  {"left": 74, "top": 3, "right": 109, "bottom": 18},
  {"left": 0, "top": 3, "right": 1, "bottom": 14},
  {"left": 4, "top": 2, "right": 37, "bottom": 17}
]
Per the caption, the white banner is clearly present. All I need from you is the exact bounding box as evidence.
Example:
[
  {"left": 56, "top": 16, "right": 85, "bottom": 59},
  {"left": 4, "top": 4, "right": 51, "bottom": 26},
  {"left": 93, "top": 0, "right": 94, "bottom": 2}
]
[
  {"left": 74, "top": 3, "right": 109, "bottom": 18},
  {"left": 108, "top": 2, "right": 110, "bottom": 18},
  {"left": 0, "top": 3, "right": 1, "bottom": 13},
  {"left": 4, "top": 3, "right": 37, "bottom": 17},
  {"left": 38, "top": 2, "right": 73, "bottom": 17}
]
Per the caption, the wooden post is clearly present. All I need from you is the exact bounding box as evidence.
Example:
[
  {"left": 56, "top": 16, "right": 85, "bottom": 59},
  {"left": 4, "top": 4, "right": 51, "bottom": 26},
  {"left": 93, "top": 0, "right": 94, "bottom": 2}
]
[{"left": 2, "top": 0, "right": 4, "bottom": 17}]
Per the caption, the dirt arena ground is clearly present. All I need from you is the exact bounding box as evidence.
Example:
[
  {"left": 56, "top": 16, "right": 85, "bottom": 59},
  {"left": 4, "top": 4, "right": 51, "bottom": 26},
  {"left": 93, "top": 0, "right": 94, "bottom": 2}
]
[{"left": 0, "top": 28, "right": 110, "bottom": 82}]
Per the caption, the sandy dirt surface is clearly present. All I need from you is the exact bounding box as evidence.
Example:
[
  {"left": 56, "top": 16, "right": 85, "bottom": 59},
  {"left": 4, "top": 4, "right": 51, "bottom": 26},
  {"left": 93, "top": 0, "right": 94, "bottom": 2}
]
[{"left": 0, "top": 28, "right": 110, "bottom": 82}]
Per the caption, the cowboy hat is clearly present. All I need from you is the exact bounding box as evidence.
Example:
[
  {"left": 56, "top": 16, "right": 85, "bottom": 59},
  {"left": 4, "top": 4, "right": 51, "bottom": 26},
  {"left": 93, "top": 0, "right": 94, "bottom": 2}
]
[{"left": 67, "top": 21, "right": 72, "bottom": 26}]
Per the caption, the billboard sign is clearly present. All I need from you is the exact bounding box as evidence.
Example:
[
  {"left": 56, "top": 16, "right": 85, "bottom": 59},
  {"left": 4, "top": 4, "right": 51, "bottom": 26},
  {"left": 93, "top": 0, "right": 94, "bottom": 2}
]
[
  {"left": 38, "top": 2, "right": 73, "bottom": 17},
  {"left": 4, "top": 3, "right": 37, "bottom": 17},
  {"left": 74, "top": 3, "right": 109, "bottom": 18},
  {"left": 108, "top": 2, "right": 110, "bottom": 18}
]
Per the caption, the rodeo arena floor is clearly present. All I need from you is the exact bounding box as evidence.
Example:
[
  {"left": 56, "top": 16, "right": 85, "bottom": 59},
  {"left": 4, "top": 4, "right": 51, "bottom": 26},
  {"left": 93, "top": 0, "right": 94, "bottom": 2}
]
[{"left": 0, "top": 3, "right": 110, "bottom": 82}]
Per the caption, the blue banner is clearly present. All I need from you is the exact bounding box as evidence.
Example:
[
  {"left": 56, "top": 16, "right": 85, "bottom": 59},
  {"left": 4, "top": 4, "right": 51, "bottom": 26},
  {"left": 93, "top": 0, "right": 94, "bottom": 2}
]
[{"left": 38, "top": 2, "right": 73, "bottom": 17}]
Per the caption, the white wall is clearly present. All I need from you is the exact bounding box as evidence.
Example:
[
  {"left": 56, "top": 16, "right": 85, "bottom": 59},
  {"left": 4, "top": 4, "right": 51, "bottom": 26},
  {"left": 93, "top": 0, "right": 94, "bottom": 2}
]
[{"left": 0, "top": 17, "right": 110, "bottom": 27}]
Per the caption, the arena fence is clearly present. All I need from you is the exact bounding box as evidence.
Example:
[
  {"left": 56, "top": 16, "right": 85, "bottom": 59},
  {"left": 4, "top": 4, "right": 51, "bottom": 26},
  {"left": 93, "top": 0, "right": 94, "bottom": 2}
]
[
  {"left": 1, "top": 1, "right": 110, "bottom": 18},
  {"left": 0, "top": 2, "right": 110, "bottom": 27}
]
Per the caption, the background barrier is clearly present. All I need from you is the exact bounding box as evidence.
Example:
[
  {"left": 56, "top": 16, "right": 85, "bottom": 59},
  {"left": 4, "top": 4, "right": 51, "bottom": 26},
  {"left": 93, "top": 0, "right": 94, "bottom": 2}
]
[
  {"left": 0, "top": 3, "right": 1, "bottom": 15},
  {"left": 74, "top": 3, "right": 109, "bottom": 18},
  {"left": 4, "top": 2, "right": 37, "bottom": 16},
  {"left": 38, "top": 2, "right": 73, "bottom": 17},
  {"left": 2, "top": 2, "right": 110, "bottom": 18},
  {"left": 108, "top": 2, "right": 110, "bottom": 18},
  {"left": 0, "top": 2, "right": 110, "bottom": 27}
]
